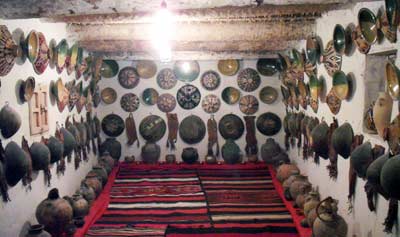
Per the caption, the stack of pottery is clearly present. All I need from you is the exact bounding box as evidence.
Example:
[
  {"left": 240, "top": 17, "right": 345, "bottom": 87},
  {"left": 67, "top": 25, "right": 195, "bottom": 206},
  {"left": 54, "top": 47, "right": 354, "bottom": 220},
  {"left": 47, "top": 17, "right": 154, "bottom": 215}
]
[
  {"left": 276, "top": 162, "right": 300, "bottom": 183},
  {"left": 260, "top": 138, "right": 289, "bottom": 165}
]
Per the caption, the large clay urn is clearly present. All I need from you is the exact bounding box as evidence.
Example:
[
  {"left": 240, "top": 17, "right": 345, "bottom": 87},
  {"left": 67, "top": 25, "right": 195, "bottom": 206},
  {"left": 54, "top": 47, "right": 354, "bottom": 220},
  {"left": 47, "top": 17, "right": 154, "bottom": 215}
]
[
  {"left": 98, "top": 151, "right": 115, "bottom": 174},
  {"left": 35, "top": 188, "right": 73, "bottom": 236},
  {"left": 90, "top": 165, "right": 108, "bottom": 186},
  {"left": 276, "top": 163, "right": 300, "bottom": 183},
  {"left": 221, "top": 140, "right": 241, "bottom": 164},
  {"left": 84, "top": 172, "right": 103, "bottom": 197},
  {"left": 373, "top": 92, "right": 393, "bottom": 138},
  {"left": 312, "top": 197, "right": 347, "bottom": 237},
  {"left": 260, "top": 138, "right": 281, "bottom": 164},
  {"left": 99, "top": 138, "right": 122, "bottom": 162},
  {"left": 181, "top": 147, "right": 199, "bottom": 164},
  {"left": 141, "top": 142, "right": 161, "bottom": 164}
]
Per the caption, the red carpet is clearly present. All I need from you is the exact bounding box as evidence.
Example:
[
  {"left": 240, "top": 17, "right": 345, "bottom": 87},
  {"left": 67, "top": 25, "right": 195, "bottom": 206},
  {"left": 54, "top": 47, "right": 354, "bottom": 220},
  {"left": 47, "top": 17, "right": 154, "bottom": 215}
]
[{"left": 76, "top": 163, "right": 302, "bottom": 237}]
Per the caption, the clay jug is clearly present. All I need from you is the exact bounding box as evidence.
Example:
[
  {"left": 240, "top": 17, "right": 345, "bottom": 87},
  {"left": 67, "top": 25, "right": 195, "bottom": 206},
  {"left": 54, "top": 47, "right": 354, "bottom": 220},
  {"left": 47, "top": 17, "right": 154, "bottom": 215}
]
[
  {"left": 26, "top": 224, "right": 51, "bottom": 237},
  {"left": 35, "top": 188, "right": 73, "bottom": 236},
  {"left": 141, "top": 142, "right": 160, "bottom": 164},
  {"left": 373, "top": 92, "right": 393, "bottom": 138},
  {"left": 276, "top": 163, "right": 300, "bottom": 182},
  {"left": 78, "top": 182, "right": 96, "bottom": 206},
  {"left": 84, "top": 172, "right": 103, "bottom": 197},
  {"left": 221, "top": 140, "right": 241, "bottom": 164},
  {"left": 98, "top": 151, "right": 115, "bottom": 174},
  {"left": 289, "top": 175, "right": 312, "bottom": 200},
  {"left": 165, "top": 154, "right": 176, "bottom": 164},
  {"left": 64, "top": 194, "right": 89, "bottom": 218},
  {"left": 313, "top": 197, "right": 347, "bottom": 237},
  {"left": 90, "top": 165, "right": 108, "bottom": 186},
  {"left": 380, "top": 154, "right": 400, "bottom": 199},
  {"left": 307, "top": 208, "right": 318, "bottom": 227},
  {"left": 182, "top": 147, "right": 199, "bottom": 164},
  {"left": 260, "top": 138, "right": 281, "bottom": 164},
  {"left": 99, "top": 138, "right": 122, "bottom": 162}
]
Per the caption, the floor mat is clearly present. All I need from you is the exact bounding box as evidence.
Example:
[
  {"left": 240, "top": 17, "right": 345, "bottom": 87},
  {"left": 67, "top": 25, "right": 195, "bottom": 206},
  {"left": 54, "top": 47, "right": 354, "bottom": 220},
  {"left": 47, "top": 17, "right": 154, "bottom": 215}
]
[{"left": 82, "top": 163, "right": 299, "bottom": 237}]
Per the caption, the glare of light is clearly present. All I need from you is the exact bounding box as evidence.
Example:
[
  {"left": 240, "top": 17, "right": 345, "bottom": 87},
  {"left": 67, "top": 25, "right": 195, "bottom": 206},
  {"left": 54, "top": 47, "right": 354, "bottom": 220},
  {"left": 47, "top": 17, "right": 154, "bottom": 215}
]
[
  {"left": 182, "top": 62, "right": 190, "bottom": 73},
  {"left": 151, "top": 1, "right": 174, "bottom": 62}
]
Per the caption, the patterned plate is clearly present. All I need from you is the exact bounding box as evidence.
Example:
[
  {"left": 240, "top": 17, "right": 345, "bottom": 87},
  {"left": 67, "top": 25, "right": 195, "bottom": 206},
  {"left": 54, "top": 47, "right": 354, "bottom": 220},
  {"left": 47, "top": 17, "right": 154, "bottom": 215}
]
[
  {"left": 221, "top": 87, "right": 241, "bottom": 105},
  {"left": 56, "top": 39, "right": 68, "bottom": 74},
  {"left": 139, "top": 115, "right": 166, "bottom": 142},
  {"left": 239, "top": 95, "right": 259, "bottom": 115},
  {"left": 118, "top": 66, "right": 140, "bottom": 89},
  {"left": 157, "top": 93, "right": 176, "bottom": 112},
  {"left": 177, "top": 84, "right": 201, "bottom": 110},
  {"left": 323, "top": 40, "right": 342, "bottom": 77},
  {"left": 137, "top": 60, "right": 157, "bottom": 79},
  {"left": 157, "top": 68, "right": 177, "bottom": 89},
  {"left": 0, "top": 25, "right": 17, "bottom": 77},
  {"left": 201, "top": 94, "right": 221, "bottom": 114},
  {"left": 142, "top": 88, "right": 159, "bottom": 105},
  {"left": 33, "top": 32, "right": 49, "bottom": 75},
  {"left": 237, "top": 68, "right": 261, "bottom": 92},
  {"left": 201, "top": 70, "right": 221, "bottom": 90},
  {"left": 101, "top": 113, "right": 125, "bottom": 137},
  {"left": 120, "top": 93, "right": 140, "bottom": 112},
  {"left": 101, "top": 87, "right": 117, "bottom": 104},
  {"left": 174, "top": 60, "right": 200, "bottom": 82}
]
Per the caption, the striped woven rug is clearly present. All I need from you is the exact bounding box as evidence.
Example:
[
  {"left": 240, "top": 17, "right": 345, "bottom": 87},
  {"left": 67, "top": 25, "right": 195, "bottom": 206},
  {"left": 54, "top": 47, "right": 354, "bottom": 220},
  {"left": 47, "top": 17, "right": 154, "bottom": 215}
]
[{"left": 85, "top": 163, "right": 298, "bottom": 237}]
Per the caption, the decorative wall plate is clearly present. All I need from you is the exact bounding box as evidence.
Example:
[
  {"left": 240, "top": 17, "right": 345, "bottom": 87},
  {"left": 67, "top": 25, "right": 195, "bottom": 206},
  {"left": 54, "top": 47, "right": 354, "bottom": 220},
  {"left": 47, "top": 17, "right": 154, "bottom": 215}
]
[
  {"left": 239, "top": 95, "right": 259, "bottom": 115},
  {"left": 68, "top": 81, "right": 82, "bottom": 111},
  {"left": 237, "top": 68, "right": 261, "bottom": 92},
  {"left": 310, "top": 97, "right": 319, "bottom": 113},
  {"left": 332, "top": 71, "right": 349, "bottom": 100},
  {"left": 137, "top": 60, "right": 157, "bottom": 79},
  {"left": 19, "top": 76, "right": 35, "bottom": 102},
  {"left": 297, "top": 80, "right": 308, "bottom": 109},
  {"left": 67, "top": 43, "right": 79, "bottom": 75},
  {"left": 100, "top": 59, "right": 119, "bottom": 78},
  {"left": 222, "top": 87, "right": 241, "bottom": 105},
  {"left": 358, "top": 8, "right": 377, "bottom": 44},
  {"left": 174, "top": 60, "right": 200, "bottom": 82},
  {"left": 33, "top": 32, "right": 49, "bottom": 75},
  {"left": 157, "top": 93, "right": 176, "bottom": 112},
  {"left": 353, "top": 25, "right": 371, "bottom": 54},
  {"left": 257, "top": 58, "right": 279, "bottom": 76},
  {"left": 201, "top": 70, "right": 221, "bottom": 90},
  {"left": 259, "top": 86, "right": 278, "bottom": 104},
  {"left": 56, "top": 39, "right": 68, "bottom": 74},
  {"left": 323, "top": 40, "right": 342, "bottom": 77},
  {"left": 51, "top": 78, "right": 69, "bottom": 112},
  {"left": 256, "top": 112, "right": 282, "bottom": 136},
  {"left": 157, "top": 68, "right": 177, "bottom": 89},
  {"left": 120, "top": 93, "right": 140, "bottom": 112},
  {"left": 280, "top": 86, "right": 290, "bottom": 107},
  {"left": 0, "top": 25, "right": 17, "bottom": 77},
  {"left": 278, "top": 53, "right": 291, "bottom": 72},
  {"left": 118, "top": 66, "right": 140, "bottom": 89},
  {"left": 101, "top": 87, "right": 117, "bottom": 104},
  {"left": 23, "top": 30, "right": 39, "bottom": 63},
  {"left": 48, "top": 39, "right": 56, "bottom": 68},
  {"left": 333, "top": 24, "right": 346, "bottom": 55},
  {"left": 326, "top": 88, "right": 341, "bottom": 115},
  {"left": 142, "top": 88, "right": 159, "bottom": 105},
  {"left": 179, "top": 115, "right": 206, "bottom": 144},
  {"left": 101, "top": 113, "right": 125, "bottom": 137},
  {"left": 201, "top": 94, "right": 221, "bottom": 114},
  {"left": 177, "top": 84, "right": 201, "bottom": 110},
  {"left": 218, "top": 59, "right": 239, "bottom": 76},
  {"left": 139, "top": 115, "right": 166, "bottom": 142},
  {"left": 304, "top": 59, "right": 317, "bottom": 77},
  {"left": 306, "top": 35, "right": 322, "bottom": 65},
  {"left": 219, "top": 114, "right": 244, "bottom": 140}
]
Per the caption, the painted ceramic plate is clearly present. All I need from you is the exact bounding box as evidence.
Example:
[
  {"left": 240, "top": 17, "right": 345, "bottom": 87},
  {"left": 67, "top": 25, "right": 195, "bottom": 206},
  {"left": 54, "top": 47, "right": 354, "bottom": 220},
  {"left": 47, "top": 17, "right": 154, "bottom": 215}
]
[
  {"left": 177, "top": 84, "right": 201, "bottom": 110},
  {"left": 218, "top": 114, "right": 245, "bottom": 140},
  {"left": 101, "top": 87, "right": 117, "bottom": 104},
  {"left": 256, "top": 112, "right": 282, "bottom": 136},
  {"left": 237, "top": 68, "right": 261, "bottom": 92},
  {"left": 118, "top": 66, "right": 140, "bottom": 89},
  {"left": 142, "top": 88, "right": 159, "bottom": 105},
  {"left": 201, "top": 70, "right": 221, "bottom": 90},
  {"left": 218, "top": 59, "right": 239, "bottom": 76},
  {"left": 120, "top": 93, "right": 140, "bottom": 112},
  {"left": 0, "top": 25, "right": 17, "bottom": 77},
  {"left": 67, "top": 43, "right": 79, "bottom": 75},
  {"left": 56, "top": 39, "right": 68, "bottom": 74},
  {"left": 222, "top": 87, "right": 241, "bottom": 105},
  {"left": 157, "top": 68, "right": 177, "bottom": 89},
  {"left": 323, "top": 40, "right": 342, "bottom": 77},
  {"left": 101, "top": 113, "right": 125, "bottom": 137},
  {"left": 139, "top": 115, "right": 166, "bottom": 142},
  {"left": 137, "top": 60, "right": 157, "bottom": 79},
  {"left": 33, "top": 32, "right": 49, "bottom": 75},
  {"left": 386, "top": 0, "right": 399, "bottom": 28},
  {"left": 101, "top": 60, "right": 119, "bottom": 78},
  {"left": 179, "top": 115, "right": 206, "bottom": 144},
  {"left": 174, "top": 60, "right": 200, "bottom": 82},
  {"left": 201, "top": 94, "right": 221, "bottom": 114},
  {"left": 239, "top": 95, "right": 259, "bottom": 115},
  {"left": 157, "top": 93, "right": 176, "bottom": 112},
  {"left": 259, "top": 86, "right": 278, "bottom": 104}
]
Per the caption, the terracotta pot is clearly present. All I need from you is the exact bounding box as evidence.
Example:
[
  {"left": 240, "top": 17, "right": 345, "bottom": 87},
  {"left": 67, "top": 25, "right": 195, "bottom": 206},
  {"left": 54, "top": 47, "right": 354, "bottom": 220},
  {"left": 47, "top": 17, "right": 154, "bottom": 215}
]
[
  {"left": 276, "top": 163, "right": 300, "bottom": 183},
  {"left": 282, "top": 173, "right": 303, "bottom": 200},
  {"left": 98, "top": 151, "right": 115, "bottom": 174},
  {"left": 91, "top": 165, "right": 108, "bottom": 186},
  {"left": 373, "top": 92, "right": 393, "bottom": 138},
  {"left": 84, "top": 173, "right": 103, "bottom": 197},
  {"left": 289, "top": 175, "right": 312, "bottom": 200},
  {"left": 78, "top": 182, "right": 96, "bottom": 206},
  {"left": 64, "top": 194, "right": 89, "bottom": 218},
  {"left": 26, "top": 224, "right": 51, "bottom": 237},
  {"left": 303, "top": 191, "right": 320, "bottom": 217}
]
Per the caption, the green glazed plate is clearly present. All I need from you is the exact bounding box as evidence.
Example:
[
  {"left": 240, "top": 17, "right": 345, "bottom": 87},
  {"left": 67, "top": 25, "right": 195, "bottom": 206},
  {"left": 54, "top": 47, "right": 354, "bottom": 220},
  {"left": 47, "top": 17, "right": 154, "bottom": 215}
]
[
  {"left": 256, "top": 58, "right": 279, "bottom": 76},
  {"left": 222, "top": 87, "right": 241, "bottom": 105},
  {"left": 101, "top": 59, "right": 119, "bottom": 78},
  {"left": 56, "top": 39, "right": 68, "bottom": 74},
  {"left": 333, "top": 24, "right": 346, "bottom": 55},
  {"left": 259, "top": 86, "right": 278, "bottom": 104},
  {"left": 142, "top": 88, "right": 159, "bottom": 105}
]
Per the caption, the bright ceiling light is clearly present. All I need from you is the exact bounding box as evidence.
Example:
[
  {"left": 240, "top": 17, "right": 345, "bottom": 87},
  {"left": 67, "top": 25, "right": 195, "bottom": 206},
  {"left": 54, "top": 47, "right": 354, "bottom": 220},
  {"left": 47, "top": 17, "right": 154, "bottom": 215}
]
[{"left": 151, "top": 0, "right": 174, "bottom": 62}]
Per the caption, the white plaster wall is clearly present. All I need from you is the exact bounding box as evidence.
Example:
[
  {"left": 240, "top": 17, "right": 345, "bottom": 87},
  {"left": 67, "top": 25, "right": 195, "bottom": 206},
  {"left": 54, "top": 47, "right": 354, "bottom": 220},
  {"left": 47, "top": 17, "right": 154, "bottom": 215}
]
[
  {"left": 288, "top": 1, "right": 400, "bottom": 237},
  {"left": 97, "top": 60, "right": 285, "bottom": 163},
  {"left": 0, "top": 19, "right": 97, "bottom": 236}
]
